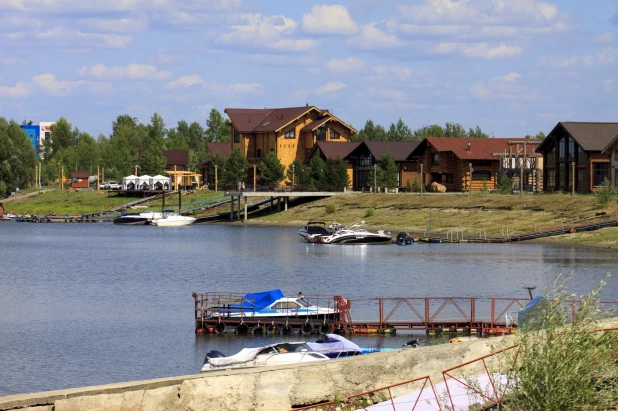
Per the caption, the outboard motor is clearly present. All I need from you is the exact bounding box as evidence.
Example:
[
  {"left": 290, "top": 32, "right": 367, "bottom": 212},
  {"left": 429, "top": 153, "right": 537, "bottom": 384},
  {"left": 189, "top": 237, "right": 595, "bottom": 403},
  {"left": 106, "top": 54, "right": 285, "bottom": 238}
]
[
  {"left": 402, "top": 338, "right": 422, "bottom": 348},
  {"left": 204, "top": 350, "right": 226, "bottom": 364}
]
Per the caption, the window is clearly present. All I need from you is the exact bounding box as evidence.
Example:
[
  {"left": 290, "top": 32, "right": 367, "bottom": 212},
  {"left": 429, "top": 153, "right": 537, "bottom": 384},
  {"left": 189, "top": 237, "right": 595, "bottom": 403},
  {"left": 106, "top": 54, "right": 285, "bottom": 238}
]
[
  {"left": 330, "top": 129, "right": 340, "bottom": 140},
  {"left": 44, "top": 131, "right": 51, "bottom": 140},
  {"left": 256, "top": 149, "right": 263, "bottom": 158},
  {"left": 431, "top": 173, "right": 440, "bottom": 182},
  {"left": 471, "top": 160, "right": 491, "bottom": 167},
  {"left": 432, "top": 153, "right": 439, "bottom": 165},
  {"left": 472, "top": 171, "right": 491, "bottom": 180},
  {"left": 558, "top": 138, "right": 565, "bottom": 160},
  {"left": 558, "top": 163, "right": 565, "bottom": 188},
  {"left": 284, "top": 130, "right": 295, "bottom": 139},
  {"left": 578, "top": 149, "right": 587, "bottom": 164},
  {"left": 441, "top": 174, "right": 453, "bottom": 184},
  {"left": 272, "top": 302, "right": 300, "bottom": 309},
  {"left": 577, "top": 169, "right": 587, "bottom": 188},
  {"left": 593, "top": 163, "right": 609, "bottom": 187},
  {"left": 547, "top": 147, "right": 556, "bottom": 165},
  {"left": 547, "top": 169, "right": 556, "bottom": 187},
  {"left": 234, "top": 128, "right": 240, "bottom": 143},
  {"left": 568, "top": 137, "right": 575, "bottom": 160},
  {"left": 316, "top": 125, "right": 326, "bottom": 141},
  {"left": 446, "top": 151, "right": 454, "bottom": 157},
  {"left": 358, "top": 170, "right": 371, "bottom": 187},
  {"left": 614, "top": 149, "right": 618, "bottom": 161},
  {"left": 359, "top": 155, "right": 372, "bottom": 166}
]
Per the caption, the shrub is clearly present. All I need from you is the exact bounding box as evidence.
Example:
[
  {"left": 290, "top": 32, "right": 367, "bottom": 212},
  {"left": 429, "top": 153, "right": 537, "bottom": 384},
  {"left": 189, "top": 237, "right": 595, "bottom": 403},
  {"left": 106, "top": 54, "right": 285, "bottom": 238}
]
[
  {"left": 411, "top": 177, "right": 421, "bottom": 193},
  {"left": 504, "top": 277, "right": 618, "bottom": 410},
  {"left": 498, "top": 173, "right": 512, "bottom": 194},
  {"left": 596, "top": 178, "right": 614, "bottom": 207},
  {"left": 325, "top": 204, "right": 336, "bottom": 214},
  {"left": 364, "top": 207, "right": 375, "bottom": 217},
  {"left": 481, "top": 178, "right": 488, "bottom": 193}
]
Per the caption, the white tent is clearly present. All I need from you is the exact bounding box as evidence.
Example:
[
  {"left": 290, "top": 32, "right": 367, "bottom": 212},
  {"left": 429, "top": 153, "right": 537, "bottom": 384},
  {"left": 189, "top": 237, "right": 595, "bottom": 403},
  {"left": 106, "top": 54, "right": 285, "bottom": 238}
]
[
  {"left": 122, "top": 175, "right": 138, "bottom": 190},
  {"left": 137, "top": 175, "right": 153, "bottom": 190},
  {"left": 152, "top": 175, "right": 171, "bottom": 190}
]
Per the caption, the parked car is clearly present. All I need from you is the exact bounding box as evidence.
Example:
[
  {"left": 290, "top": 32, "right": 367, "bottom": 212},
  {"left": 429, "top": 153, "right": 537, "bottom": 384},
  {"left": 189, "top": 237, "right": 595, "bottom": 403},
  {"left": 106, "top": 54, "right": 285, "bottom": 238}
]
[
  {"left": 108, "top": 182, "right": 121, "bottom": 190},
  {"left": 99, "top": 181, "right": 109, "bottom": 189}
]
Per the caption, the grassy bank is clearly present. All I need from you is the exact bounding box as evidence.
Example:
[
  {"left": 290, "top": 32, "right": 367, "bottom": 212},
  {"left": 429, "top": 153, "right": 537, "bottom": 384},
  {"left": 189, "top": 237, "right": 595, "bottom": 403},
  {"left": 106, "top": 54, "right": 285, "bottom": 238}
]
[
  {"left": 249, "top": 192, "right": 618, "bottom": 248},
  {"left": 2, "top": 188, "right": 222, "bottom": 216}
]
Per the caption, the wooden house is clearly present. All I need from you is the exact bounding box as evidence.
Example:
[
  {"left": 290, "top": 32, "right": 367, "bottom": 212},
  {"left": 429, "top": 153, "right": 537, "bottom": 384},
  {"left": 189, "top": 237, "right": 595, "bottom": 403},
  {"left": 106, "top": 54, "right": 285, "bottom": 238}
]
[
  {"left": 537, "top": 122, "right": 616, "bottom": 192},
  {"left": 70, "top": 172, "right": 89, "bottom": 189},
  {"left": 409, "top": 137, "right": 530, "bottom": 192},
  {"left": 198, "top": 143, "right": 232, "bottom": 186},
  {"left": 225, "top": 105, "right": 356, "bottom": 172},
  {"left": 602, "top": 135, "right": 618, "bottom": 192},
  {"left": 305, "top": 142, "right": 360, "bottom": 188}
]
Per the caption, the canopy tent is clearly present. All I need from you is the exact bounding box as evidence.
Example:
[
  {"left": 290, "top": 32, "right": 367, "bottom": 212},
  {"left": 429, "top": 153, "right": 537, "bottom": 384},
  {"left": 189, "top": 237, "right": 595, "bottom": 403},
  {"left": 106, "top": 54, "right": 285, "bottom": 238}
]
[
  {"left": 152, "top": 175, "right": 171, "bottom": 190},
  {"left": 121, "top": 175, "right": 138, "bottom": 190},
  {"left": 137, "top": 175, "right": 153, "bottom": 190}
]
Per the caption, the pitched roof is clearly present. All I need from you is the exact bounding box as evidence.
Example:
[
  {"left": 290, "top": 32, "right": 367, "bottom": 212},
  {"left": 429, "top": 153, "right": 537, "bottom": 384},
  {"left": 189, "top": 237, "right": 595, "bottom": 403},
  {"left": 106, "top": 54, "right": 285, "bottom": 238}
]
[
  {"left": 71, "top": 172, "right": 89, "bottom": 178},
  {"left": 206, "top": 142, "right": 232, "bottom": 158},
  {"left": 412, "top": 137, "right": 530, "bottom": 160},
  {"left": 301, "top": 117, "right": 331, "bottom": 132},
  {"left": 225, "top": 106, "right": 318, "bottom": 133},
  {"left": 364, "top": 141, "right": 421, "bottom": 162},
  {"left": 162, "top": 150, "right": 188, "bottom": 166},
  {"left": 552, "top": 122, "right": 618, "bottom": 152},
  {"left": 310, "top": 141, "right": 360, "bottom": 160}
]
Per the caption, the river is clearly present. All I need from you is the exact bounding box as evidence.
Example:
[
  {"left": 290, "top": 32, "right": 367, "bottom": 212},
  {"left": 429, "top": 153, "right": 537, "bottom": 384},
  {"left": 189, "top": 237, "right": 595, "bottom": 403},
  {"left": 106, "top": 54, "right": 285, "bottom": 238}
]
[{"left": 0, "top": 222, "right": 617, "bottom": 396}]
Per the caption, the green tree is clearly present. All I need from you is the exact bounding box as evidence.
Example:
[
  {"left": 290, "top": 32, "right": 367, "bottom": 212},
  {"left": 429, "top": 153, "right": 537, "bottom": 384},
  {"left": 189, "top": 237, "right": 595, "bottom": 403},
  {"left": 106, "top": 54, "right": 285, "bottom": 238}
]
[
  {"left": 525, "top": 131, "right": 547, "bottom": 141},
  {"left": 377, "top": 152, "right": 398, "bottom": 189},
  {"left": 75, "top": 133, "right": 100, "bottom": 174},
  {"left": 138, "top": 150, "right": 166, "bottom": 176},
  {"left": 308, "top": 156, "right": 326, "bottom": 189},
  {"left": 498, "top": 172, "right": 513, "bottom": 194},
  {"left": 413, "top": 124, "right": 444, "bottom": 139},
  {"left": 259, "top": 151, "right": 285, "bottom": 187},
  {"left": 205, "top": 109, "right": 228, "bottom": 142},
  {"left": 468, "top": 125, "right": 489, "bottom": 138},
  {"left": 0, "top": 118, "right": 36, "bottom": 197},
  {"left": 286, "top": 159, "right": 310, "bottom": 186},
  {"left": 49, "top": 117, "right": 75, "bottom": 157},
  {"left": 353, "top": 119, "right": 387, "bottom": 141},
  {"left": 323, "top": 158, "right": 350, "bottom": 191},
  {"left": 443, "top": 122, "right": 467, "bottom": 137},
  {"left": 188, "top": 122, "right": 206, "bottom": 150},
  {"left": 223, "top": 148, "right": 248, "bottom": 186},
  {"left": 209, "top": 153, "right": 227, "bottom": 186},
  {"left": 166, "top": 127, "right": 189, "bottom": 151},
  {"left": 145, "top": 113, "right": 166, "bottom": 151}
]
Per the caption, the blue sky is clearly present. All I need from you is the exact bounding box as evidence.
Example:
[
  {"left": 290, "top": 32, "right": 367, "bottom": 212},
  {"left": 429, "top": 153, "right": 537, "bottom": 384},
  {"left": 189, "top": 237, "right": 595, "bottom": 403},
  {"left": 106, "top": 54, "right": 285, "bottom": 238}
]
[{"left": 1, "top": 0, "right": 618, "bottom": 138}]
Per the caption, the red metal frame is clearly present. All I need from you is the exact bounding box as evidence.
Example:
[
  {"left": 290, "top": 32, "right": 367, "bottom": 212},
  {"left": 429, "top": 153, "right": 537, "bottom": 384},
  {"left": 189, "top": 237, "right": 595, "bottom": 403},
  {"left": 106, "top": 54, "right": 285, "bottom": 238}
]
[{"left": 347, "top": 375, "right": 441, "bottom": 411}]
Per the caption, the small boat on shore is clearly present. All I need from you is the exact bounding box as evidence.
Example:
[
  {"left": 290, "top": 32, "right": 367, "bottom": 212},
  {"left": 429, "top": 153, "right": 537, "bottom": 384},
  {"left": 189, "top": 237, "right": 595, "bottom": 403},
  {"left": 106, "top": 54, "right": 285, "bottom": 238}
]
[
  {"left": 307, "top": 334, "right": 362, "bottom": 358},
  {"left": 201, "top": 342, "right": 329, "bottom": 372},
  {"left": 394, "top": 232, "right": 418, "bottom": 245},
  {"left": 151, "top": 212, "right": 196, "bottom": 226},
  {"left": 113, "top": 211, "right": 162, "bottom": 225}
]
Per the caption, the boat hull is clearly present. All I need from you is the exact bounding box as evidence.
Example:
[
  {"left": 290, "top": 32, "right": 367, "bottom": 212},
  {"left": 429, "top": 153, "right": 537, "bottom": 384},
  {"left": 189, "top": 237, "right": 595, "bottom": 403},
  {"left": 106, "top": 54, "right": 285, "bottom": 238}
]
[
  {"left": 113, "top": 216, "right": 148, "bottom": 225},
  {"left": 319, "top": 235, "right": 392, "bottom": 244}
]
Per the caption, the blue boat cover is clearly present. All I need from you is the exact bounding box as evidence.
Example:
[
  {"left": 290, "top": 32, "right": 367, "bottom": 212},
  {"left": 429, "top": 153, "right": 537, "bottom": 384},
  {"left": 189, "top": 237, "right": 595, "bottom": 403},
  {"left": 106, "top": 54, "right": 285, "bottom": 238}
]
[
  {"left": 518, "top": 296, "right": 548, "bottom": 329},
  {"left": 231, "top": 289, "right": 285, "bottom": 312},
  {"left": 307, "top": 334, "right": 361, "bottom": 357}
]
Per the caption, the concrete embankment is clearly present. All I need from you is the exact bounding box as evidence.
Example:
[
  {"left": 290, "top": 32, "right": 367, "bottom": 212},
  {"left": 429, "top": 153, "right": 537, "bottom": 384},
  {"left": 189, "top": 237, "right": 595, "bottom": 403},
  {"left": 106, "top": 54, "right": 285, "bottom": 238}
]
[{"left": 2, "top": 319, "right": 616, "bottom": 411}]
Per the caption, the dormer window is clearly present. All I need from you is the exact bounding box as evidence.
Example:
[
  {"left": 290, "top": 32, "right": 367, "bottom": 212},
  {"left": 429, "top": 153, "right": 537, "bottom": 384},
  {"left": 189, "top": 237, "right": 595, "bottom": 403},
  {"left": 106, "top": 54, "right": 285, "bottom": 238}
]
[
  {"left": 330, "top": 129, "right": 340, "bottom": 140},
  {"left": 284, "top": 130, "right": 295, "bottom": 139}
]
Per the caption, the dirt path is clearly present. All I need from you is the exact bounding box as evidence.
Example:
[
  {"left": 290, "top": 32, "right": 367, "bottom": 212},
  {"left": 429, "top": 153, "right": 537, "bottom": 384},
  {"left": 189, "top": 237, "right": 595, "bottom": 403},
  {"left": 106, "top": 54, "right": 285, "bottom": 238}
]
[{"left": 1, "top": 189, "right": 54, "bottom": 203}]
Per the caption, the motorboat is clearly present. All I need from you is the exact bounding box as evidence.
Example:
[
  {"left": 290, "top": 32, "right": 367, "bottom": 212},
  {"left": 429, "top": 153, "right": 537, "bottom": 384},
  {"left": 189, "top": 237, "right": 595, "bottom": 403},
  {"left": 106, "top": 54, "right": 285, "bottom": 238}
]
[
  {"left": 200, "top": 342, "right": 329, "bottom": 372},
  {"left": 150, "top": 212, "right": 196, "bottom": 227},
  {"left": 207, "top": 289, "right": 337, "bottom": 321},
  {"left": 394, "top": 232, "right": 418, "bottom": 245},
  {"left": 298, "top": 221, "right": 332, "bottom": 242},
  {"left": 113, "top": 211, "right": 162, "bottom": 225},
  {"left": 307, "top": 334, "right": 362, "bottom": 358},
  {"left": 314, "top": 221, "right": 392, "bottom": 245}
]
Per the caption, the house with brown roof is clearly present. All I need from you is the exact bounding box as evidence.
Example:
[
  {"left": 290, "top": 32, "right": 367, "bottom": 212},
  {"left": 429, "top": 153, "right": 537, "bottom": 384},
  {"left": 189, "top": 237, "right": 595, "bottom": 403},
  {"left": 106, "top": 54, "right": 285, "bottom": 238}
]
[
  {"left": 537, "top": 122, "right": 616, "bottom": 192},
  {"left": 198, "top": 143, "right": 232, "bottom": 186},
  {"left": 162, "top": 150, "right": 189, "bottom": 172},
  {"left": 409, "top": 137, "right": 531, "bottom": 192},
  {"left": 602, "top": 135, "right": 618, "bottom": 192},
  {"left": 306, "top": 141, "right": 421, "bottom": 190},
  {"left": 224, "top": 105, "right": 356, "bottom": 171},
  {"left": 70, "top": 172, "right": 89, "bottom": 189}
]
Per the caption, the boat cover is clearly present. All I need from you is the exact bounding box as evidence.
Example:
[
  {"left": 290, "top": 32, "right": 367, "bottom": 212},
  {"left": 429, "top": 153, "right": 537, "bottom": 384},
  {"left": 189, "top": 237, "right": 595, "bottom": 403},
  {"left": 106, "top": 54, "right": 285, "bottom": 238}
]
[
  {"left": 208, "top": 341, "right": 307, "bottom": 367},
  {"left": 230, "top": 289, "right": 285, "bottom": 312},
  {"left": 307, "top": 334, "right": 361, "bottom": 356},
  {"left": 517, "top": 296, "right": 548, "bottom": 330}
]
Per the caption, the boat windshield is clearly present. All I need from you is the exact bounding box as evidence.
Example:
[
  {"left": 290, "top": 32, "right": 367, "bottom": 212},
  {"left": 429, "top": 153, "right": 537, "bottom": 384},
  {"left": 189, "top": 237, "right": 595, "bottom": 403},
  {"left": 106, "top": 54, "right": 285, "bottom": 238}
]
[
  {"left": 275, "top": 343, "right": 311, "bottom": 353},
  {"left": 296, "top": 299, "right": 313, "bottom": 307}
]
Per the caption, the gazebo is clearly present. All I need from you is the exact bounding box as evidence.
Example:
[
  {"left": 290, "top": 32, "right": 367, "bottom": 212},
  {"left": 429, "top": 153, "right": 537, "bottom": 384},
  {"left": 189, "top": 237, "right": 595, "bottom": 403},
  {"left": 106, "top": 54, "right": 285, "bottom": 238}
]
[
  {"left": 165, "top": 170, "right": 201, "bottom": 190},
  {"left": 122, "top": 175, "right": 138, "bottom": 190},
  {"left": 152, "top": 175, "right": 171, "bottom": 190},
  {"left": 137, "top": 175, "right": 153, "bottom": 190}
]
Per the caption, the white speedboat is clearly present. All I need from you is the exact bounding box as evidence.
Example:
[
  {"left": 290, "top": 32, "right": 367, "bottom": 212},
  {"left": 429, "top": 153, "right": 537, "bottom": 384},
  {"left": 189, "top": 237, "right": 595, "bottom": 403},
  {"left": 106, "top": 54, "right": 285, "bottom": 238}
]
[
  {"left": 200, "top": 342, "right": 329, "bottom": 372},
  {"left": 298, "top": 221, "right": 333, "bottom": 242},
  {"left": 113, "top": 211, "right": 162, "bottom": 225},
  {"left": 314, "top": 221, "right": 392, "bottom": 244},
  {"left": 151, "top": 212, "right": 196, "bottom": 226}
]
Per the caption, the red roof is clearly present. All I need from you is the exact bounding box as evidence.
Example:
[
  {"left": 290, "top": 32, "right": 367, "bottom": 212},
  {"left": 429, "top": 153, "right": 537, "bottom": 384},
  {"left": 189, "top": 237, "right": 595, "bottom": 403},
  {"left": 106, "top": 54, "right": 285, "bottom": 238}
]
[
  {"left": 423, "top": 137, "right": 531, "bottom": 160},
  {"left": 364, "top": 141, "right": 420, "bottom": 162},
  {"left": 162, "top": 150, "right": 188, "bottom": 166},
  {"left": 312, "top": 141, "right": 360, "bottom": 160},
  {"left": 71, "top": 172, "right": 89, "bottom": 178},
  {"left": 225, "top": 106, "right": 318, "bottom": 133},
  {"left": 301, "top": 117, "right": 331, "bottom": 132},
  {"left": 206, "top": 142, "right": 232, "bottom": 158}
]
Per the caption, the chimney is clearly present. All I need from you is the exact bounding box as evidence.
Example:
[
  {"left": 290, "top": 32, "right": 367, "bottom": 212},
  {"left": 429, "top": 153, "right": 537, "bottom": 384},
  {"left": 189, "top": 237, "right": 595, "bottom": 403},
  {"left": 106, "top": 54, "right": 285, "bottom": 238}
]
[
  {"left": 306, "top": 102, "right": 308, "bottom": 107},
  {"left": 467, "top": 142, "right": 471, "bottom": 151}
]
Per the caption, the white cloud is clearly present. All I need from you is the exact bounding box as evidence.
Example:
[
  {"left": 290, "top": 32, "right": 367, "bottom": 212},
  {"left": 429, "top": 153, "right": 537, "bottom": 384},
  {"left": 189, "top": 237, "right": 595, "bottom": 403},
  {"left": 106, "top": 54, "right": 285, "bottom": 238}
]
[
  {"left": 315, "top": 82, "right": 346, "bottom": 94},
  {"left": 302, "top": 5, "right": 358, "bottom": 35},
  {"left": 229, "top": 83, "right": 262, "bottom": 93},
  {"left": 79, "top": 64, "right": 172, "bottom": 80},
  {"left": 326, "top": 57, "right": 366, "bottom": 74},
  {"left": 31, "top": 73, "right": 113, "bottom": 96},
  {"left": 0, "top": 81, "right": 32, "bottom": 98},
  {"left": 540, "top": 55, "right": 594, "bottom": 69},
  {"left": 34, "top": 27, "right": 132, "bottom": 48},
  {"left": 595, "top": 32, "right": 614, "bottom": 45},
  {"left": 217, "top": 13, "right": 318, "bottom": 52},
  {"left": 166, "top": 75, "right": 206, "bottom": 88},
  {"left": 0, "top": 0, "right": 240, "bottom": 13},
  {"left": 372, "top": 66, "right": 414, "bottom": 79},
  {"left": 434, "top": 42, "right": 522, "bottom": 59},
  {"left": 471, "top": 72, "right": 536, "bottom": 101},
  {"left": 78, "top": 15, "right": 148, "bottom": 34},
  {"left": 499, "top": 72, "right": 522, "bottom": 83},
  {"left": 346, "top": 23, "right": 404, "bottom": 50}
]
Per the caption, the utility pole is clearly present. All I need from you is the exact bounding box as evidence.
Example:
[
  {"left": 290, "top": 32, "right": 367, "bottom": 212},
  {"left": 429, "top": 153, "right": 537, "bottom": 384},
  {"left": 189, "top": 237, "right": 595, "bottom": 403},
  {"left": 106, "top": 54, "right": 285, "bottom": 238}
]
[
  {"left": 520, "top": 165, "right": 523, "bottom": 198},
  {"left": 373, "top": 165, "right": 377, "bottom": 193},
  {"left": 253, "top": 164, "right": 256, "bottom": 192},
  {"left": 469, "top": 163, "right": 473, "bottom": 195},
  {"left": 572, "top": 161, "right": 575, "bottom": 196},
  {"left": 420, "top": 163, "right": 423, "bottom": 196},
  {"left": 97, "top": 166, "right": 100, "bottom": 191},
  {"left": 292, "top": 164, "right": 295, "bottom": 188},
  {"left": 215, "top": 165, "right": 218, "bottom": 192}
]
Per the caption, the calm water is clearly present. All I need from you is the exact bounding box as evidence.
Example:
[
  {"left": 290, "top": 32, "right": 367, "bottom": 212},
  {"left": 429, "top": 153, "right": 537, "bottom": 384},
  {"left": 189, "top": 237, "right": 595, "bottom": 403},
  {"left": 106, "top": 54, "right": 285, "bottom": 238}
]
[{"left": 1, "top": 222, "right": 617, "bottom": 396}]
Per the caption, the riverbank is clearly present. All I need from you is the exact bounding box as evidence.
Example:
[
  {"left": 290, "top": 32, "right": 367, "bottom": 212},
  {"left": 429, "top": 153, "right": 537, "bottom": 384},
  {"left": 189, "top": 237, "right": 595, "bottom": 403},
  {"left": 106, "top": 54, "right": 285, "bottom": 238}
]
[{"left": 246, "top": 192, "right": 618, "bottom": 250}]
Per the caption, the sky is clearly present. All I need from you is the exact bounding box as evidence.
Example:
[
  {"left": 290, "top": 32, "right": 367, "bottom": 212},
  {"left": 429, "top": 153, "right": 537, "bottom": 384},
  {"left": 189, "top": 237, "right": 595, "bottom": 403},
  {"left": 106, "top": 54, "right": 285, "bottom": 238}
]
[{"left": 1, "top": 0, "right": 618, "bottom": 138}]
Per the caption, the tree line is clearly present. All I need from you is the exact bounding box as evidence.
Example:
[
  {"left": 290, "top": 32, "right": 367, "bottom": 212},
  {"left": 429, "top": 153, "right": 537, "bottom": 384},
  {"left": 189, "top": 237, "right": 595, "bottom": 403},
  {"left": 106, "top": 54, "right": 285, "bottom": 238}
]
[{"left": 0, "top": 109, "right": 547, "bottom": 198}]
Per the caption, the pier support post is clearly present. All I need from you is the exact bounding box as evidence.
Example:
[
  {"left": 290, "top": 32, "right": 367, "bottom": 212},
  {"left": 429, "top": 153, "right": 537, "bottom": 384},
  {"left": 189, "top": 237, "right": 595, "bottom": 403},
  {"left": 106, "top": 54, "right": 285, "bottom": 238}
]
[
  {"left": 244, "top": 197, "right": 247, "bottom": 222},
  {"left": 284, "top": 196, "right": 288, "bottom": 211}
]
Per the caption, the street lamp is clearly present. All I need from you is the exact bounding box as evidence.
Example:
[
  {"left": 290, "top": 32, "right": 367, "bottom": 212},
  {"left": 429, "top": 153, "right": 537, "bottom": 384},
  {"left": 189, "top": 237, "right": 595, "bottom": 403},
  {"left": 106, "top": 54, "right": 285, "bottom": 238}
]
[
  {"left": 253, "top": 164, "right": 257, "bottom": 192},
  {"left": 215, "top": 165, "right": 218, "bottom": 192},
  {"left": 420, "top": 163, "right": 423, "bottom": 196},
  {"left": 134, "top": 164, "right": 139, "bottom": 176},
  {"left": 373, "top": 164, "right": 377, "bottom": 193},
  {"left": 572, "top": 161, "right": 575, "bottom": 197},
  {"left": 469, "top": 163, "right": 473, "bottom": 195},
  {"left": 291, "top": 164, "right": 295, "bottom": 188}
]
